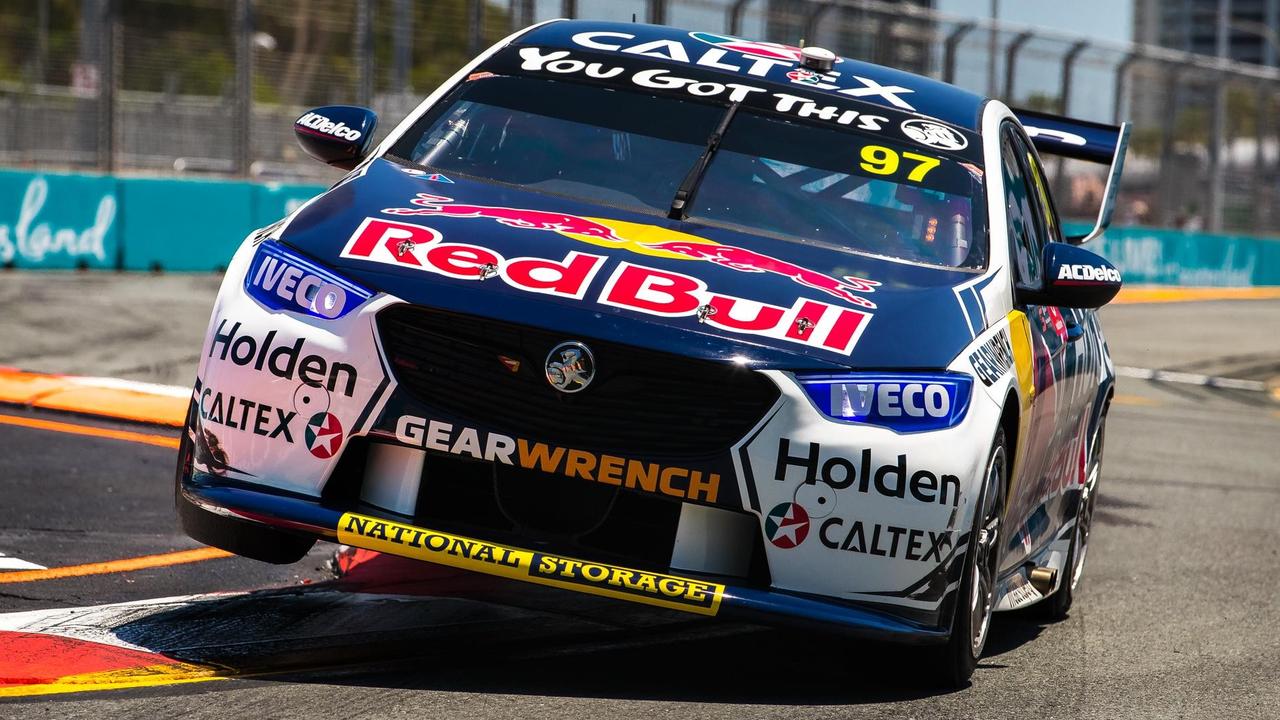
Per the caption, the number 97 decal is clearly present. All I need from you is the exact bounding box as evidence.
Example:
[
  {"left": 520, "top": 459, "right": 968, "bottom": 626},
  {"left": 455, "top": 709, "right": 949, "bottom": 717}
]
[{"left": 859, "top": 145, "right": 941, "bottom": 182}]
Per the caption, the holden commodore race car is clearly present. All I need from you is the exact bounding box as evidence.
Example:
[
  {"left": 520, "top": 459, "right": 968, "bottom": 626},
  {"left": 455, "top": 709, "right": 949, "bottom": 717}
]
[{"left": 176, "top": 20, "right": 1129, "bottom": 685}]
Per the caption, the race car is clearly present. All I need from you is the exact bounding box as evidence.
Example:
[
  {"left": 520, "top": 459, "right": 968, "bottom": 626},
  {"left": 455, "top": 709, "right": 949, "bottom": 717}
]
[{"left": 176, "top": 20, "right": 1128, "bottom": 685}]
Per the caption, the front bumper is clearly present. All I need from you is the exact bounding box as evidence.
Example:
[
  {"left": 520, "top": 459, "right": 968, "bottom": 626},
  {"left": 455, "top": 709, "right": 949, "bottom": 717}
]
[
  {"left": 180, "top": 472, "right": 948, "bottom": 645},
  {"left": 186, "top": 235, "right": 1009, "bottom": 643}
]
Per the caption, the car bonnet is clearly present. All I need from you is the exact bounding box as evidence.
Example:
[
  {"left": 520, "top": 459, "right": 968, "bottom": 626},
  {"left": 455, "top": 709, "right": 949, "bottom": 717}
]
[{"left": 277, "top": 159, "right": 991, "bottom": 371}]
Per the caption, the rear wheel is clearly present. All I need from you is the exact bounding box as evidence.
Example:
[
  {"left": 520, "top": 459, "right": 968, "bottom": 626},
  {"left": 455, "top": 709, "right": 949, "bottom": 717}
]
[
  {"left": 1041, "top": 413, "right": 1106, "bottom": 620},
  {"left": 930, "top": 428, "right": 1006, "bottom": 688},
  {"left": 175, "top": 424, "right": 315, "bottom": 565}
]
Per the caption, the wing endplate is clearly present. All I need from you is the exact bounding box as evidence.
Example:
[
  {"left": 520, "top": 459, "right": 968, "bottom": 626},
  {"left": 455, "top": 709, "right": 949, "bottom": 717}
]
[{"left": 1014, "top": 108, "right": 1131, "bottom": 245}]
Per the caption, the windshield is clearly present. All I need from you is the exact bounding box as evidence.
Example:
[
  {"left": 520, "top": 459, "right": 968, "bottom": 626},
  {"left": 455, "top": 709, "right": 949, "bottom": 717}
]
[{"left": 389, "top": 74, "right": 986, "bottom": 269}]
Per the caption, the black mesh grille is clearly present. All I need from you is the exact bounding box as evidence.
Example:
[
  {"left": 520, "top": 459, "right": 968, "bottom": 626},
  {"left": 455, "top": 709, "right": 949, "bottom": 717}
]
[
  {"left": 413, "top": 452, "right": 683, "bottom": 570},
  {"left": 376, "top": 305, "right": 780, "bottom": 458}
]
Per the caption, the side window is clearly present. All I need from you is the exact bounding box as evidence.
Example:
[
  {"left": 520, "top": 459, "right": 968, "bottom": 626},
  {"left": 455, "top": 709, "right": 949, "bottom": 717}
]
[
  {"left": 1015, "top": 133, "right": 1063, "bottom": 245},
  {"left": 1000, "top": 126, "right": 1043, "bottom": 288}
]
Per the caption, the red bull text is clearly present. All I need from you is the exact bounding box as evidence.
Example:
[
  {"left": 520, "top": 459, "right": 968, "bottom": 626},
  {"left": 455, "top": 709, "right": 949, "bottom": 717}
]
[
  {"left": 382, "top": 194, "right": 877, "bottom": 309},
  {"left": 341, "top": 217, "right": 871, "bottom": 355}
]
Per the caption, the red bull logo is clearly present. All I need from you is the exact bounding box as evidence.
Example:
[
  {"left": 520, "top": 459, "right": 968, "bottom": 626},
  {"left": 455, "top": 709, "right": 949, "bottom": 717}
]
[
  {"left": 384, "top": 194, "right": 625, "bottom": 241},
  {"left": 380, "top": 194, "right": 878, "bottom": 310},
  {"left": 644, "top": 241, "right": 878, "bottom": 309},
  {"left": 341, "top": 217, "right": 871, "bottom": 356}
]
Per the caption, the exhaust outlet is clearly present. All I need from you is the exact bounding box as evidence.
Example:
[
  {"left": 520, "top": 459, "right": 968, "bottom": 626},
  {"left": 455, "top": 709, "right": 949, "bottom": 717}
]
[{"left": 1029, "top": 566, "right": 1058, "bottom": 595}]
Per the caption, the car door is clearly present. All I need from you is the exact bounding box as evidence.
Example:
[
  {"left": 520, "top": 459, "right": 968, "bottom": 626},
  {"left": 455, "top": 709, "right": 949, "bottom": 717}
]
[
  {"left": 999, "top": 122, "right": 1076, "bottom": 569},
  {"left": 1016, "top": 129, "right": 1102, "bottom": 527}
]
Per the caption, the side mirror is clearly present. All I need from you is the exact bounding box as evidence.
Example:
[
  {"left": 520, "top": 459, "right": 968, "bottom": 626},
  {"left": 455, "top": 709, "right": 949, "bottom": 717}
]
[
  {"left": 293, "top": 105, "right": 377, "bottom": 171},
  {"left": 1017, "top": 242, "right": 1122, "bottom": 309}
]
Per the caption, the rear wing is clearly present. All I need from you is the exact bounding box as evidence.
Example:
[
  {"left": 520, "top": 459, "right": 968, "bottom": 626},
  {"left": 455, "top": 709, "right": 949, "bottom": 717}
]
[{"left": 1013, "top": 108, "right": 1131, "bottom": 245}]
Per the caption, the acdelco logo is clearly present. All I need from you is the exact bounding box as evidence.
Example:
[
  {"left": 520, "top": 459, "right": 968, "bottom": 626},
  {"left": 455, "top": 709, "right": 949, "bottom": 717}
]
[
  {"left": 296, "top": 112, "right": 362, "bottom": 142},
  {"left": 1056, "top": 264, "right": 1121, "bottom": 283}
]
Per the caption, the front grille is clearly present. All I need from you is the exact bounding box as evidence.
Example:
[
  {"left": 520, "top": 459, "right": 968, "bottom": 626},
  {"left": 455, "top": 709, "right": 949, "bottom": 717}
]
[
  {"left": 414, "top": 452, "right": 683, "bottom": 570},
  {"left": 376, "top": 305, "right": 780, "bottom": 458}
]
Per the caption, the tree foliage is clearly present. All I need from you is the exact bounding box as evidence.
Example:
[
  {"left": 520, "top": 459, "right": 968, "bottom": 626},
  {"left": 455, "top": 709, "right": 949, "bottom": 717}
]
[{"left": 1, "top": 0, "right": 510, "bottom": 103}]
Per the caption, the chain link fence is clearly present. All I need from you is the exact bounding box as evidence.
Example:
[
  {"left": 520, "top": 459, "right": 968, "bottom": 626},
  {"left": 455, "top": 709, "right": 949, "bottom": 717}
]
[{"left": 4, "top": 0, "right": 1280, "bottom": 233}]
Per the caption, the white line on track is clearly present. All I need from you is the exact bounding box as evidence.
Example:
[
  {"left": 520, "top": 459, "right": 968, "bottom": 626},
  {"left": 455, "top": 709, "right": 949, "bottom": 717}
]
[
  {"left": 64, "top": 375, "right": 191, "bottom": 398},
  {"left": 1115, "top": 366, "right": 1269, "bottom": 392},
  {"left": 0, "top": 552, "right": 46, "bottom": 571}
]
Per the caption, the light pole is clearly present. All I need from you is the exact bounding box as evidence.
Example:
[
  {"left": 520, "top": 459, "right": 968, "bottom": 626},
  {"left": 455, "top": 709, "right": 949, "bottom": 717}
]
[
  {"left": 1207, "top": 0, "right": 1230, "bottom": 232},
  {"left": 1227, "top": 17, "right": 1280, "bottom": 65},
  {"left": 987, "top": 0, "right": 999, "bottom": 98}
]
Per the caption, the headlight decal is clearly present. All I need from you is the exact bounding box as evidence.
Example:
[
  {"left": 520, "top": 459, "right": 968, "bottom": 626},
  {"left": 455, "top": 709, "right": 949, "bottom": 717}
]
[
  {"left": 245, "top": 241, "right": 373, "bottom": 320},
  {"left": 793, "top": 372, "right": 972, "bottom": 432}
]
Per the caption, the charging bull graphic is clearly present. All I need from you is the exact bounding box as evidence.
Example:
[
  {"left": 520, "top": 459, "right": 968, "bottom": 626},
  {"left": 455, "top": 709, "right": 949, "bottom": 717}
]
[
  {"left": 382, "top": 194, "right": 877, "bottom": 309},
  {"left": 644, "top": 241, "right": 878, "bottom": 309},
  {"left": 384, "top": 194, "right": 626, "bottom": 241}
]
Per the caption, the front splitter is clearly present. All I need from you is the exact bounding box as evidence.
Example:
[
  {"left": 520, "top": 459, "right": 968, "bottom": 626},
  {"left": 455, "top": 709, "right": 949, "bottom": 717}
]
[{"left": 182, "top": 475, "right": 949, "bottom": 645}]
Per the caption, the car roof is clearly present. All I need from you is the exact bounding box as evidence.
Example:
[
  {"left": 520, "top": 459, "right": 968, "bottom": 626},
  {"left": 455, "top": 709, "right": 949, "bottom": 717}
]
[{"left": 516, "top": 20, "right": 989, "bottom": 131}]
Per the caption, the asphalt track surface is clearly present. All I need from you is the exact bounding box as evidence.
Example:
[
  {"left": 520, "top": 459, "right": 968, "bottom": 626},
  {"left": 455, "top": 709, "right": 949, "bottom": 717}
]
[{"left": 1, "top": 281, "right": 1278, "bottom": 718}]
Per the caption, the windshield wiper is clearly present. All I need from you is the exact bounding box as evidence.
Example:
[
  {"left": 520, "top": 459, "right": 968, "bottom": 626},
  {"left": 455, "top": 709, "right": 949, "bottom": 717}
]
[{"left": 668, "top": 102, "right": 740, "bottom": 221}]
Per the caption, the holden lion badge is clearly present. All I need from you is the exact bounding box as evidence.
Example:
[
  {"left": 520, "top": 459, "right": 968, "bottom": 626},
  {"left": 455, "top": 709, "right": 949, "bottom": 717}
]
[{"left": 545, "top": 342, "right": 595, "bottom": 393}]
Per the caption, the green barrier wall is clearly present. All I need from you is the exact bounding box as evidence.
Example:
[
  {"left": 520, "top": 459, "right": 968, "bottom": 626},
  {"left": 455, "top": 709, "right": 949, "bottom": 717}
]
[
  {"left": 1085, "top": 226, "right": 1280, "bottom": 287},
  {"left": 0, "top": 169, "right": 120, "bottom": 270},
  {"left": 0, "top": 169, "right": 324, "bottom": 271},
  {"left": 3, "top": 168, "right": 1280, "bottom": 283}
]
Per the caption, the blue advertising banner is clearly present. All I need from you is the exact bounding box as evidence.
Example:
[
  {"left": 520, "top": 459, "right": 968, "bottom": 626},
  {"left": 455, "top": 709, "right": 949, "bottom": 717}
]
[
  {"left": 2, "top": 166, "right": 1279, "bottom": 285},
  {"left": 0, "top": 169, "right": 119, "bottom": 270},
  {"left": 0, "top": 169, "right": 324, "bottom": 271},
  {"left": 120, "top": 177, "right": 255, "bottom": 271},
  {"left": 1084, "top": 226, "right": 1280, "bottom": 287}
]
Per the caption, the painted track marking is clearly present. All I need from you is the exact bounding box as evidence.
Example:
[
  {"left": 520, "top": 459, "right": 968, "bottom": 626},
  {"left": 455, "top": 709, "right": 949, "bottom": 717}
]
[
  {"left": 1111, "top": 286, "right": 1280, "bottom": 304},
  {"left": 0, "top": 553, "right": 46, "bottom": 571},
  {"left": 0, "top": 548, "right": 231, "bottom": 585},
  {"left": 1111, "top": 394, "right": 1161, "bottom": 407},
  {"left": 0, "top": 369, "right": 187, "bottom": 426},
  {"left": 0, "top": 412, "right": 179, "bottom": 449},
  {"left": 1115, "top": 366, "right": 1269, "bottom": 392},
  {"left": 0, "top": 630, "right": 223, "bottom": 697}
]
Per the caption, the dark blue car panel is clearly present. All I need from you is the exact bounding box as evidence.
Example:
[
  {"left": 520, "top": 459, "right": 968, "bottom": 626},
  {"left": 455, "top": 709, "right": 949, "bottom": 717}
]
[
  {"left": 279, "top": 158, "right": 985, "bottom": 370},
  {"left": 517, "top": 21, "right": 988, "bottom": 130}
]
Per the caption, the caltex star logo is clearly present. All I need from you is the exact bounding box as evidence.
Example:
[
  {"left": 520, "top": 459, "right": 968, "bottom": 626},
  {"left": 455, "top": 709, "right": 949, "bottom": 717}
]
[
  {"left": 764, "top": 502, "right": 810, "bottom": 549},
  {"left": 304, "top": 412, "right": 344, "bottom": 459},
  {"left": 786, "top": 68, "right": 820, "bottom": 85}
]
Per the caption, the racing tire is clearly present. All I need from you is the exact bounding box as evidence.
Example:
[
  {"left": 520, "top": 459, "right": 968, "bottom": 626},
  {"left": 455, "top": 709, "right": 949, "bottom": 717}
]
[
  {"left": 175, "top": 425, "right": 315, "bottom": 565},
  {"left": 929, "top": 428, "right": 1006, "bottom": 688},
  {"left": 1040, "top": 412, "right": 1106, "bottom": 621}
]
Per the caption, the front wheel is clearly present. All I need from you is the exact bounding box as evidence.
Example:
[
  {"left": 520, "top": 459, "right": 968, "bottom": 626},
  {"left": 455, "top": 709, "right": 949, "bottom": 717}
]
[
  {"left": 175, "top": 424, "right": 315, "bottom": 565},
  {"left": 930, "top": 427, "right": 1006, "bottom": 687}
]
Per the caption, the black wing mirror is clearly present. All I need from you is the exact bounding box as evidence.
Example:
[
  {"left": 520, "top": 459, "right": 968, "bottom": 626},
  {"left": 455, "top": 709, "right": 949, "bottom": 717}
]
[
  {"left": 294, "top": 105, "right": 378, "bottom": 171},
  {"left": 1016, "top": 242, "right": 1122, "bottom": 309}
]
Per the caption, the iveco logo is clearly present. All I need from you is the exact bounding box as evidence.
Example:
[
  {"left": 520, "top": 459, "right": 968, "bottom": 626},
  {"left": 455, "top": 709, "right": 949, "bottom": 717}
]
[{"left": 545, "top": 342, "right": 595, "bottom": 393}]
